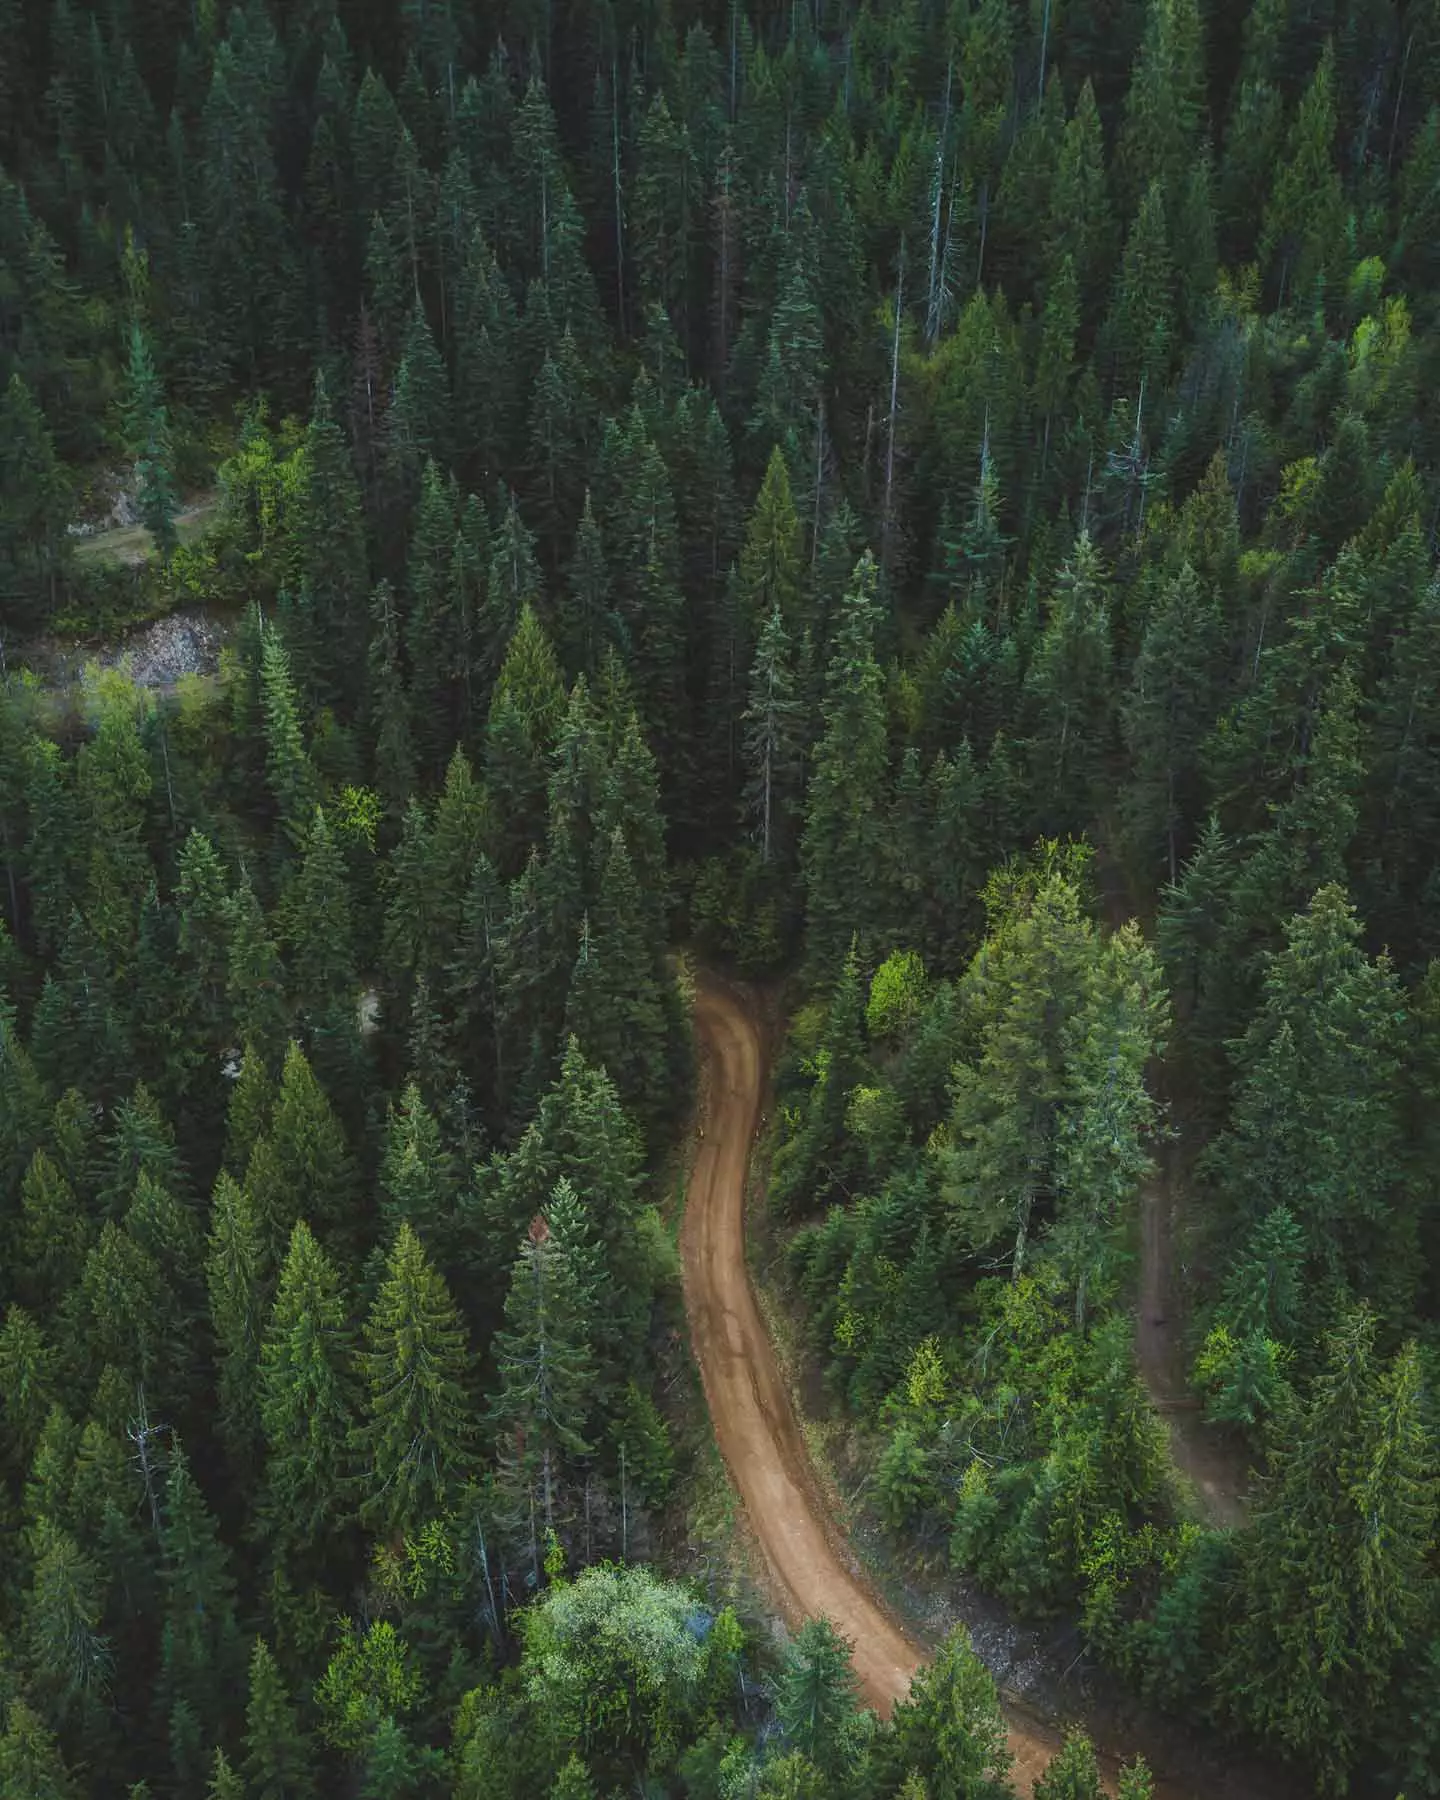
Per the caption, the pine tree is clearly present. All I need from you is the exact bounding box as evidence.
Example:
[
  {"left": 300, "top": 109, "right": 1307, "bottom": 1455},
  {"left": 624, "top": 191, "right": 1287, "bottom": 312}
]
[
  {"left": 1023, "top": 533, "right": 1114, "bottom": 836},
  {"left": 775, "top": 1619, "right": 863, "bottom": 1785},
  {"left": 379, "top": 1081, "right": 460, "bottom": 1260},
  {"left": 266, "top": 1041, "right": 355, "bottom": 1247},
  {"left": 23, "top": 1515, "right": 111, "bottom": 1729},
  {"left": 243, "top": 1637, "right": 317, "bottom": 1800},
  {"left": 742, "top": 605, "right": 804, "bottom": 868},
  {"left": 226, "top": 881, "right": 290, "bottom": 1070},
  {"left": 260, "top": 628, "right": 320, "bottom": 860},
  {"left": 1116, "top": 0, "right": 1205, "bottom": 221},
  {"left": 0, "top": 373, "right": 70, "bottom": 629},
  {"left": 737, "top": 447, "right": 804, "bottom": 639},
  {"left": 1260, "top": 44, "right": 1346, "bottom": 309},
  {"left": 475, "top": 1038, "right": 646, "bottom": 1344},
  {"left": 281, "top": 808, "right": 356, "bottom": 1032},
  {"left": 563, "top": 828, "right": 675, "bottom": 1143},
  {"left": 352, "top": 1224, "right": 478, "bottom": 1535},
  {"left": 206, "top": 1171, "right": 267, "bottom": 1472},
  {"left": 1102, "top": 181, "right": 1174, "bottom": 407},
  {"left": 559, "top": 493, "right": 617, "bottom": 679},
  {"left": 367, "top": 582, "right": 417, "bottom": 822},
  {"left": 0, "top": 1699, "right": 80, "bottom": 1800},
  {"left": 885, "top": 1624, "right": 1012, "bottom": 1800},
  {"left": 121, "top": 322, "right": 178, "bottom": 561},
  {"left": 1223, "top": 1312, "right": 1437, "bottom": 1789},
  {"left": 298, "top": 372, "right": 370, "bottom": 709},
  {"left": 0, "top": 1304, "right": 54, "bottom": 1481},
  {"left": 1034, "top": 1730, "right": 1103, "bottom": 1800},
  {"left": 207, "top": 1749, "right": 247, "bottom": 1800},
  {"left": 158, "top": 1441, "right": 243, "bottom": 1791},
  {"left": 491, "top": 1209, "right": 594, "bottom": 1556},
  {"left": 1121, "top": 564, "right": 1222, "bottom": 886},
  {"left": 1202, "top": 885, "right": 1407, "bottom": 1329},
  {"left": 769, "top": 944, "right": 869, "bottom": 1219},
  {"left": 225, "top": 1043, "right": 276, "bottom": 1177},
  {"left": 19, "top": 1145, "right": 89, "bottom": 1311},
  {"left": 258, "top": 1221, "right": 356, "bottom": 1566},
  {"left": 405, "top": 460, "right": 462, "bottom": 780},
  {"left": 800, "top": 553, "right": 894, "bottom": 972}
]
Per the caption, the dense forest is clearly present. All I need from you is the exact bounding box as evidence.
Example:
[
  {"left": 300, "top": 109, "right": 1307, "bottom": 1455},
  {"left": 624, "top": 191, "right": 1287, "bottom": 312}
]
[{"left": 4, "top": 0, "right": 1440, "bottom": 1792}]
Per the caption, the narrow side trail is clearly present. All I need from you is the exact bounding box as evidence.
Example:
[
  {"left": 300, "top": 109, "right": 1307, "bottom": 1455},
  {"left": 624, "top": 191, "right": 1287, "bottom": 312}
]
[
  {"left": 679, "top": 974, "right": 1067, "bottom": 1793},
  {"left": 1095, "top": 848, "right": 1249, "bottom": 1530}
]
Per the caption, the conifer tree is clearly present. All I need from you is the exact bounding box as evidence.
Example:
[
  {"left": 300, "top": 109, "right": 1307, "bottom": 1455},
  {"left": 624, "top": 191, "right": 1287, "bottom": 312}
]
[
  {"left": 738, "top": 447, "right": 804, "bottom": 638},
  {"left": 1023, "top": 533, "right": 1114, "bottom": 835},
  {"left": 0, "top": 373, "right": 70, "bottom": 628},
  {"left": 260, "top": 629, "right": 320, "bottom": 860},
  {"left": 352, "top": 1223, "right": 478, "bottom": 1535},
  {"left": 1035, "top": 1730, "right": 1103, "bottom": 1800},
  {"left": 243, "top": 1637, "right": 317, "bottom": 1800},
  {"left": 226, "top": 881, "right": 290, "bottom": 1070},
  {"left": 1202, "top": 885, "right": 1407, "bottom": 1328},
  {"left": 266, "top": 1041, "right": 356, "bottom": 1247},
  {"left": 1223, "top": 1312, "right": 1437, "bottom": 1788},
  {"left": 0, "top": 1698, "right": 80, "bottom": 1800},
  {"left": 1260, "top": 43, "right": 1346, "bottom": 308},
  {"left": 259, "top": 1220, "right": 356, "bottom": 1566},
  {"left": 563, "top": 828, "right": 675, "bottom": 1143},
  {"left": 884, "top": 1625, "right": 1012, "bottom": 1800},
  {"left": 1121, "top": 563, "right": 1222, "bottom": 886},
  {"left": 742, "top": 605, "right": 804, "bottom": 868},
  {"left": 206, "top": 1171, "right": 267, "bottom": 1472},
  {"left": 297, "top": 373, "right": 369, "bottom": 707},
  {"left": 19, "top": 1145, "right": 88, "bottom": 1310},
  {"left": 0, "top": 1303, "right": 54, "bottom": 1481},
  {"left": 800, "top": 553, "right": 894, "bottom": 972},
  {"left": 775, "top": 1619, "right": 863, "bottom": 1785},
  {"left": 491, "top": 1209, "right": 594, "bottom": 1554},
  {"left": 379, "top": 1081, "right": 461, "bottom": 1260},
  {"left": 158, "top": 1441, "right": 243, "bottom": 1792}
]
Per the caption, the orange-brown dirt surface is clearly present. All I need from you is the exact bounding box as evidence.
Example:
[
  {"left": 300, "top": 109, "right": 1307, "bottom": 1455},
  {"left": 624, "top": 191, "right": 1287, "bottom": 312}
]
[{"left": 681, "top": 973, "right": 1155, "bottom": 1797}]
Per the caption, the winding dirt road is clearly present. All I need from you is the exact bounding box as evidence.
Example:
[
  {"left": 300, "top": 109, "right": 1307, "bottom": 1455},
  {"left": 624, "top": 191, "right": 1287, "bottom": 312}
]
[{"left": 680, "top": 974, "right": 1065, "bottom": 1790}]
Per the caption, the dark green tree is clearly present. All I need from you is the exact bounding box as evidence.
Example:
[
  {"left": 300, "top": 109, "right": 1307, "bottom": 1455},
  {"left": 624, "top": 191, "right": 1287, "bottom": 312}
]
[{"left": 351, "top": 1224, "right": 478, "bottom": 1535}]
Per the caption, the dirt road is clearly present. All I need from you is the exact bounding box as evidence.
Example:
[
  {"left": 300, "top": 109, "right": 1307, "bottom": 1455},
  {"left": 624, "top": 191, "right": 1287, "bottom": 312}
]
[
  {"left": 680, "top": 974, "right": 1065, "bottom": 1790},
  {"left": 1137, "top": 1154, "right": 1249, "bottom": 1530}
]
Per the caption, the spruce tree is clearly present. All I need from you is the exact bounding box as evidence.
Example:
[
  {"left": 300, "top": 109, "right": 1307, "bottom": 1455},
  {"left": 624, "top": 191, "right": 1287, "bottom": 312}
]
[
  {"left": 1023, "top": 532, "right": 1113, "bottom": 835},
  {"left": 742, "top": 605, "right": 804, "bottom": 870},
  {"left": 243, "top": 1637, "right": 317, "bottom": 1800},
  {"left": 258, "top": 1221, "right": 356, "bottom": 1567},
  {"left": 121, "top": 322, "right": 178, "bottom": 561},
  {"left": 491, "top": 1209, "right": 594, "bottom": 1556},
  {"left": 800, "top": 553, "right": 894, "bottom": 972},
  {"left": 775, "top": 1619, "right": 863, "bottom": 1785},
  {"left": 351, "top": 1224, "right": 478, "bottom": 1535},
  {"left": 884, "top": 1624, "right": 1012, "bottom": 1800},
  {"left": 1203, "top": 885, "right": 1407, "bottom": 1330},
  {"left": 205, "top": 1171, "right": 267, "bottom": 1472},
  {"left": 157, "top": 1442, "right": 243, "bottom": 1792},
  {"left": 1223, "top": 1312, "right": 1437, "bottom": 1789}
]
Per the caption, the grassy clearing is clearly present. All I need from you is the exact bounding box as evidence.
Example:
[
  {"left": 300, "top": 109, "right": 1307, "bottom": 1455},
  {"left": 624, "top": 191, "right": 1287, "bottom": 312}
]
[{"left": 73, "top": 496, "right": 218, "bottom": 567}]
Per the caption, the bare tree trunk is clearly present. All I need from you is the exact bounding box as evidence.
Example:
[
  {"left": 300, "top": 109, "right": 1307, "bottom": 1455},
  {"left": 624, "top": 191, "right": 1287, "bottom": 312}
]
[
  {"left": 925, "top": 66, "right": 952, "bottom": 344},
  {"left": 620, "top": 1442, "right": 629, "bottom": 1561},
  {"left": 612, "top": 63, "right": 625, "bottom": 336},
  {"left": 881, "top": 245, "right": 905, "bottom": 583}
]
